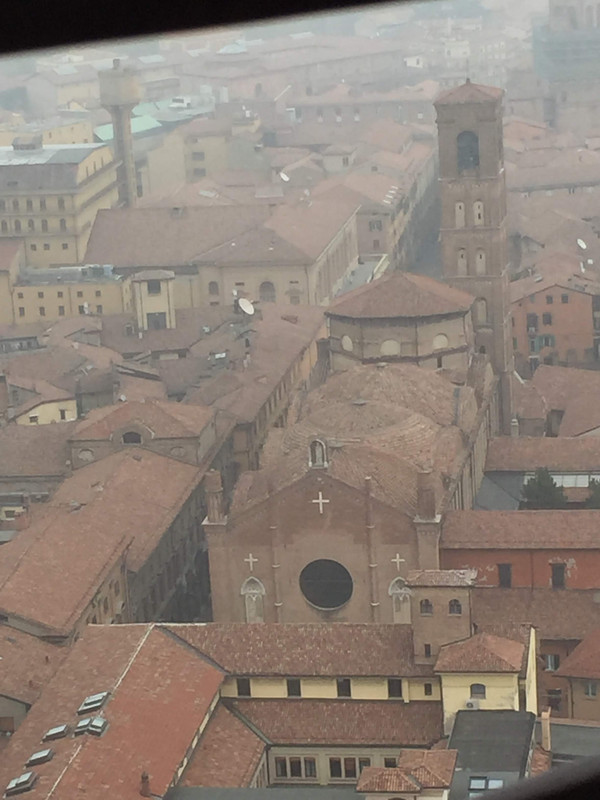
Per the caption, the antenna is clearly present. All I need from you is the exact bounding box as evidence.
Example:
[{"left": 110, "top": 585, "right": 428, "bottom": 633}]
[{"left": 238, "top": 297, "right": 255, "bottom": 316}]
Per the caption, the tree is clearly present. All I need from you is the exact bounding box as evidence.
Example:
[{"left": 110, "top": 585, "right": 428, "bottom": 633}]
[
  {"left": 521, "top": 467, "right": 568, "bottom": 509},
  {"left": 586, "top": 479, "right": 600, "bottom": 508}
]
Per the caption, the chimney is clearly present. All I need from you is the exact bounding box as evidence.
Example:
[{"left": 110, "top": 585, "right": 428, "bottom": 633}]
[
  {"left": 139, "top": 772, "right": 151, "bottom": 798},
  {"left": 511, "top": 417, "right": 520, "bottom": 438},
  {"left": 204, "top": 470, "right": 225, "bottom": 525},
  {"left": 416, "top": 469, "right": 436, "bottom": 520},
  {"left": 541, "top": 708, "right": 552, "bottom": 752}
]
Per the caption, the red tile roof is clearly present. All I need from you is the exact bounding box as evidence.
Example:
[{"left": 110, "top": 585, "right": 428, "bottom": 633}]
[
  {"left": 0, "top": 627, "right": 67, "bottom": 707},
  {"left": 435, "top": 80, "right": 504, "bottom": 105},
  {"left": 180, "top": 704, "right": 265, "bottom": 787},
  {"left": 486, "top": 436, "right": 600, "bottom": 472},
  {"left": 357, "top": 750, "right": 458, "bottom": 792},
  {"left": 170, "top": 623, "right": 425, "bottom": 677},
  {"left": 326, "top": 272, "right": 474, "bottom": 319},
  {"left": 442, "top": 510, "right": 600, "bottom": 550},
  {"left": 228, "top": 699, "right": 443, "bottom": 746},
  {"left": 0, "top": 421, "right": 75, "bottom": 478},
  {"left": 72, "top": 399, "right": 214, "bottom": 441},
  {"left": 435, "top": 633, "right": 525, "bottom": 674},
  {"left": 0, "top": 624, "right": 224, "bottom": 800},
  {"left": 555, "top": 629, "right": 600, "bottom": 679}
]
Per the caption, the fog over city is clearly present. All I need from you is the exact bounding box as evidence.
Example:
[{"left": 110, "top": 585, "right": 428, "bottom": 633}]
[{"left": 0, "top": 1, "right": 598, "bottom": 798}]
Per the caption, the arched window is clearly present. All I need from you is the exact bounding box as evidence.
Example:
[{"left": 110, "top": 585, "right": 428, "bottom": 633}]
[
  {"left": 41, "top": 219, "right": 48, "bottom": 232},
  {"left": 14, "top": 220, "right": 21, "bottom": 233},
  {"left": 457, "top": 131, "right": 480, "bottom": 172},
  {"left": 420, "top": 598, "right": 433, "bottom": 615},
  {"left": 0, "top": 221, "right": 7, "bottom": 233},
  {"left": 27, "top": 219, "right": 34, "bottom": 231},
  {"left": 457, "top": 248, "right": 467, "bottom": 275},
  {"left": 208, "top": 281, "right": 219, "bottom": 296},
  {"left": 122, "top": 431, "right": 142, "bottom": 444},
  {"left": 59, "top": 218, "right": 67, "bottom": 232},
  {"left": 474, "top": 298, "right": 488, "bottom": 326},
  {"left": 475, "top": 249, "right": 486, "bottom": 275},
  {"left": 380, "top": 339, "right": 401, "bottom": 356},
  {"left": 470, "top": 683, "right": 486, "bottom": 698},
  {"left": 455, "top": 201, "right": 466, "bottom": 228},
  {"left": 449, "top": 598, "right": 462, "bottom": 615},
  {"left": 473, "top": 201, "right": 484, "bottom": 226},
  {"left": 309, "top": 439, "right": 327, "bottom": 467},
  {"left": 433, "top": 333, "right": 449, "bottom": 351},
  {"left": 241, "top": 577, "right": 265, "bottom": 623},
  {"left": 389, "top": 578, "right": 411, "bottom": 624},
  {"left": 259, "top": 281, "right": 276, "bottom": 303}
]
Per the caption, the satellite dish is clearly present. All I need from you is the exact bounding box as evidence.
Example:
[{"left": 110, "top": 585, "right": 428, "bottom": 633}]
[
  {"left": 279, "top": 171, "right": 290, "bottom": 183},
  {"left": 578, "top": 238, "right": 587, "bottom": 250},
  {"left": 238, "top": 297, "right": 255, "bottom": 316}
]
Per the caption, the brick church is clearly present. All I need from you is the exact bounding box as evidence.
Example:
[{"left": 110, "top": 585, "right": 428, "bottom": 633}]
[{"left": 203, "top": 80, "right": 515, "bottom": 625}]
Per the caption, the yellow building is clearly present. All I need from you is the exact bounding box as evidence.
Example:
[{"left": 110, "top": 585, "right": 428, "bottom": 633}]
[
  {"left": 0, "top": 138, "right": 118, "bottom": 268},
  {"left": 0, "top": 118, "right": 94, "bottom": 147},
  {"left": 15, "top": 396, "right": 78, "bottom": 426},
  {"left": 178, "top": 117, "right": 231, "bottom": 181},
  {"left": 435, "top": 630, "right": 538, "bottom": 734}
]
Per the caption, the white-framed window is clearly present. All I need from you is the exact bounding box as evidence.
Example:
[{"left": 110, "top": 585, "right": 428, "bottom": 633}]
[
  {"left": 241, "top": 577, "right": 265, "bottom": 623},
  {"left": 585, "top": 681, "right": 598, "bottom": 698},
  {"left": 545, "top": 654, "right": 560, "bottom": 671}
]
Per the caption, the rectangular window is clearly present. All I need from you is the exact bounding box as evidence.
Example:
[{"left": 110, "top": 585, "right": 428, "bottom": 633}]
[
  {"left": 469, "top": 777, "right": 487, "bottom": 792},
  {"left": 78, "top": 305, "right": 85, "bottom": 314},
  {"left": 287, "top": 678, "right": 301, "bottom": 697},
  {"left": 552, "top": 563, "right": 566, "bottom": 589},
  {"left": 304, "top": 758, "right": 317, "bottom": 778},
  {"left": 147, "top": 279, "right": 161, "bottom": 295},
  {"left": 561, "top": 294, "right": 569, "bottom": 303},
  {"left": 424, "top": 682, "right": 433, "bottom": 696},
  {"left": 344, "top": 758, "right": 357, "bottom": 779},
  {"left": 545, "top": 654, "right": 560, "bottom": 671},
  {"left": 39, "top": 306, "right": 45, "bottom": 317},
  {"left": 30, "top": 244, "right": 37, "bottom": 251},
  {"left": 57, "top": 291, "right": 63, "bottom": 298},
  {"left": 329, "top": 758, "right": 342, "bottom": 778},
  {"left": 17, "top": 292, "right": 23, "bottom": 299},
  {"left": 498, "top": 563, "right": 512, "bottom": 588},
  {"left": 38, "top": 291, "right": 44, "bottom": 299},
  {"left": 542, "top": 313, "right": 552, "bottom": 325},
  {"left": 424, "top": 643, "right": 432, "bottom": 657},
  {"left": 236, "top": 677, "right": 251, "bottom": 697},
  {"left": 62, "top": 243, "right": 68, "bottom": 250},
  {"left": 585, "top": 681, "right": 598, "bottom": 698},
  {"left": 77, "top": 291, "right": 83, "bottom": 298},
  {"left": 513, "top": 338, "right": 518, "bottom": 351},
  {"left": 29, "top": 415, "right": 38, "bottom": 424},
  {"left": 384, "top": 757, "right": 397, "bottom": 768},
  {"left": 546, "top": 295, "right": 553, "bottom": 304},
  {"left": 58, "top": 306, "right": 65, "bottom": 316},
  {"left": 275, "top": 757, "right": 287, "bottom": 778},
  {"left": 44, "top": 244, "right": 49, "bottom": 250},
  {"left": 387, "top": 678, "right": 402, "bottom": 698},
  {"left": 95, "top": 290, "right": 101, "bottom": 297},
  {"left": 192, "top": 151, "right": 205, "bottom": 161},
  {"left": 18, "top": 307, "right": 24, "bottom": 317},
  {"left": 336, "top": 678, "right": 351, "bottom": 697},
  {"left": 358, "top": 758, "right": 371, "bottom": 773},
  {"left": 96, "top": 305, "right": 103, "bottom": 314},
  {"left": 289, "top": 758, "right": 302, "bottom": 778},
  {"left": 59, "top": 409, "right": 67, "bottom": 421},
  {"left": 193, "top": 168, "right": 206, "bottom": 177}
]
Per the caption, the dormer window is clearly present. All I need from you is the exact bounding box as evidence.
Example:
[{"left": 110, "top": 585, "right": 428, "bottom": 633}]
[
  {"left": 147, "top": 279, "right": 161, "bottom": 295},
  {"left": 309, "top": 439, "right": 327, "bottom": 468},
  {"left": 122, "top": 431, "right": 142, "bottom": 444}
]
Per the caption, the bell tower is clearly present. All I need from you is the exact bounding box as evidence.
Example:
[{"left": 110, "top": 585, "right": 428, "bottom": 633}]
[{"left": 435, "top": 80, "right": 514, "bottom": 435}]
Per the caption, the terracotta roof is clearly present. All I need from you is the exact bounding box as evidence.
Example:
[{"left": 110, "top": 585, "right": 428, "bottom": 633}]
[
  {"left": 170, "top": 623, "right": 423, "bottom": 677},
  {"left": 131, "top": 269, "right": 175, "bottom": 281},
  {"left": 435, "top": 633, "right": 525, "bottom": 674},
  {"left": 512, "top": 375, "right": 547, "bottom": 420},
  {"left": 0, "top": 422, "right": 75, "bottom": 478},
  {"left": 442, "top": 510, "right": 600, "bottom": 550},
  {"left": 530, "top": 746, "right": 553, "bottom": 776},
  {"left": 0, "top": 346, "right": 86, "bottom": 387},
  {"left": 555, "top": 629, "right": 600, "bottom": 679},
  {"left": 0, "top": 627, "right": 67, "bottom": 706},
  {"left": 180, "top": 704, "right": 265, "bottom": 787},
  {"left": 72, "top": 399, "right": 214, "bottom": 441},
  {"left": 509, "top": 253, "right": 600, "bottom": 304},
  {"left": 326, "top": 271, "right": 474, "bottom": 319},
  {"left": 471, "top": 587, "right": 600, "bottom": 641},
  {"left": 435, "top": 80, "right": 503, "bottom": 105},
  {"left": 407, "top": 569, "right": 477, "bottom": 587},
  {"left": 11, "top": 377, "right": 74, "bottom": 417},
  {"left": 232, "top": 362, "right": 480, "bottom": 517},
  {"left": 0, "top": 624, "right": 224, "bottom": 800},
  {"left": 84, "top": 206, "right": 269, "bottom": 268},
  {"left": 357, "top": 750, "right": 458, "bottom": 792},
  {"left": 531, "top": 366, "right": 600, "bottom": 437},
  {"left": 227, "top": 699, "right": 443, "bottom": 746},
  {"left": 0, "top": 449, "right": 201, "bottom": 634},
  {"left": 486, "top": 436, "right": 600, "bottom": 472}
]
